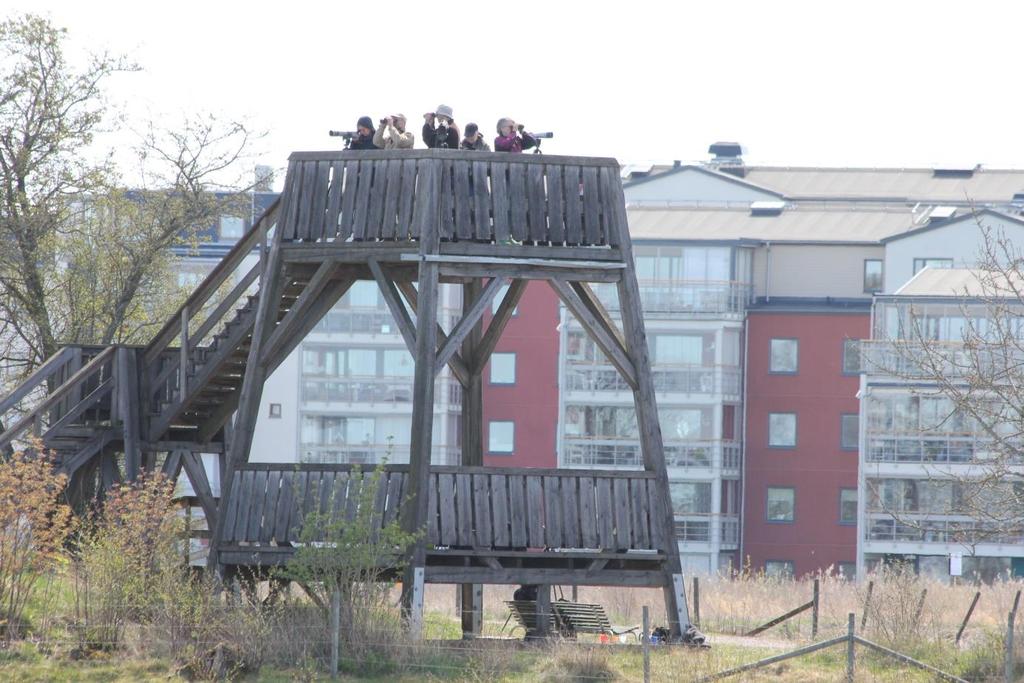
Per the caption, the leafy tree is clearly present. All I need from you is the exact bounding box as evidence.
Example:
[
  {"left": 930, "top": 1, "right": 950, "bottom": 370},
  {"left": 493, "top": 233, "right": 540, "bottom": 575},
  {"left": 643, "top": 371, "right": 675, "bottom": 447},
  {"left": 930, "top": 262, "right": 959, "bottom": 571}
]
[{"left": 0, "top": 13, "right": 260, "bottom": 385}]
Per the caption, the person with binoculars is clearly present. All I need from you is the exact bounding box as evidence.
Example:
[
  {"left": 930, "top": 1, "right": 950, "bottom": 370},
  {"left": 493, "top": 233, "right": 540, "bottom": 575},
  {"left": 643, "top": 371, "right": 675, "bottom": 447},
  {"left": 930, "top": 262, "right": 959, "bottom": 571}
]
[
  {"left": 373, "top": 113, "right": 414, "bottom": 150},
  {"left": 494, "top": 118, "right": 539, "bottom": 154},
  {"left": 460, "top": 123, "right": 490, "bottom": 151},
  {"left": 422, "top": 104, "right": 460, "bottom": 149}
]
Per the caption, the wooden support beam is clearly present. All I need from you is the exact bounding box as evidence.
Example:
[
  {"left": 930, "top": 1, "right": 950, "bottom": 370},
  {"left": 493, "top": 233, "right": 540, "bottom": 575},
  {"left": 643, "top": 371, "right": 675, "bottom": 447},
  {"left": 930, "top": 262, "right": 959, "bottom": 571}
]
[
  {"left": 459, "top": 279, "right": 484, "bottom": 641},
  {"left": 369, "top": 259, "right": 417, "bottom": 357},
  {"left": 116, "top": 347, "right": 142, "bottom": 481},
  {"left": 161, "top": 449, "right": 184, "bottom": 479},
  {"left": 602, "top": 167, "right": 688, "bottom": 637},
  {"left": 435, "top": 276, "right": 508, "bottom": 378},
  {"left": 181, "top": 451, "right": 218, "bottom": 526},
  {"left": 570, "top": 281, "right": 627, "bottom": 353},
  {"left": 473, "top": 279, "right": 527, "bottom": 375},
  {"left": 401, "top": 161, "right": 440, "bottom": 632},
  {"left": 439, "top": 263, "right": 621, "bottom": 283},
  {"left": 261, "top": 259, "right": 338, "bottom": 365},
  {"left": 395, "top": 280, "right": 470, "bottom": 387},
  {"left": 549, "top": 278, "right": 637, "bottom": 390}
]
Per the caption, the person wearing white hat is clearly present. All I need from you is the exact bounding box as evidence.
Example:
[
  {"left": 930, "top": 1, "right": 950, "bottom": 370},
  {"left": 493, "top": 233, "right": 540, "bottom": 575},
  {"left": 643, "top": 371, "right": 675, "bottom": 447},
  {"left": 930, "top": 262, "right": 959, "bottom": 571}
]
[
  {"left": 422, "top": 104, "right": 460, "bottom": 149},
  {"left": 373, "top": 113, "right": 414, "bottom": 150}
]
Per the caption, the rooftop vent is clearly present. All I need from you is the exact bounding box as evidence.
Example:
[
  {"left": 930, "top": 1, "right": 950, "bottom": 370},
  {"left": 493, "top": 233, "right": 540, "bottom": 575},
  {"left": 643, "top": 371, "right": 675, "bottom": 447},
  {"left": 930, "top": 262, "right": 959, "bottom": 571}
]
[
  {"left": 928, "top": 205, "right": 957, "bottom": 222},
  {"left": 932, "top": 166, "right": 978, "bottom": 178},
  {"left": 709, "top": 141, "right": 743, "bottom": 158},
  {"left": 750, "top": 200, "right": 785, "bottom": 217},
  {"left": 620, "top": 163, "right": 654, "bottom": 181}
]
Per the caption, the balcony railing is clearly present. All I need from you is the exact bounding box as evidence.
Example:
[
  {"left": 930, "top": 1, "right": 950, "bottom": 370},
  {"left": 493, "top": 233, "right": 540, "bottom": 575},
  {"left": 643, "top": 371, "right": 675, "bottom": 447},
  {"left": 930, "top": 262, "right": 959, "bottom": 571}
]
[
  {"left": 300, "top": 376, "right": 462, "bottom": 407},
  {"left": 564, "top": 363, "right": 741, "bottom": 397},
  {"left": 860, "top": 340, "right": 1019, "bottom": 378},
  {"left": 592, "top": 280, "right": 751, "bottom": 316},
  {"left": 564, "top": 437, "right": 741, "bottom": 471},
  {"left": 865, "top": 513, "right": 1024, "bottom": 545},
  {"left": 673, "top": 513, "right": 740, "bottom": 548},
  {"left": 864, "top": 433, "right": 1020, "bottom": 464},
  {"left": 314, "top": 307, "right": 462, "bottom": 336},
  {"left": 299, "top": 444, "right": 461, "bottom": 467}
]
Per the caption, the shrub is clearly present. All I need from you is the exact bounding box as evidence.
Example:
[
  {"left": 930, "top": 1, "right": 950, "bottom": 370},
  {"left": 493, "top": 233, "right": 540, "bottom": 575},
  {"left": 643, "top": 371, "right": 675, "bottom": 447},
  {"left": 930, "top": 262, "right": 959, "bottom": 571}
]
[
  {"left": 0, "top": 446, "right": 72, "bottom": 643},
  {"left": 281, "top": 464, "right": 419, "bottom": 671},
  {"left": 71, "top": 472, "right": 177, "bottom": 651}
]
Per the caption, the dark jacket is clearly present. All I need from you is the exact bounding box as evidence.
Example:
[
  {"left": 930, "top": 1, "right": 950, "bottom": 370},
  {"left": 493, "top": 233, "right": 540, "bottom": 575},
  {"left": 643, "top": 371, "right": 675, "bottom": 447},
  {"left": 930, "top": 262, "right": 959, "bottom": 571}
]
[
  {"left": 460, "top": 136, "right": 491, "bottom": 151},
  {"left": 349, "top": 134, "right": 379, "bottom": 151},
  {"left": 494, "top": 131, "right": 538, "bottom": 153},
  {"left": 423, "top": 122, "right": 460, "bottom": 149}
]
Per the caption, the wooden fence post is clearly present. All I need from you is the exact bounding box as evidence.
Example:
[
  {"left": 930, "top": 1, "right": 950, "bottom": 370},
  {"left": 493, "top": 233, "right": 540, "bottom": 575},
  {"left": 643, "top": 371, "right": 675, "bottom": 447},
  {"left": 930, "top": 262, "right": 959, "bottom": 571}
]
[
  {"left": 914, "top": 588, "right": 928, "bottom": 623},
  {"left": 642, "top": 605, "right": 651, "bottom": 683},
  {"left": 847, "top": 612, "right": 855, "bottom": 683},
  {"left": 861, "top": 580, "right": 874, "bottom": 631},
  {"left": 693, "top": 577, "right": 701, "bottom": 628},
  {"left": 1007, "top": 609, "right": 1017, "bottom": 683},
  {"left": 812, "top": 578, "right": 819, "bottom": 639},
  {"left": 330, "top": 590, "right": 341, "bottom": 677},
  {"left": 955, "top": 591, "right": 980, "bottom": 645}
]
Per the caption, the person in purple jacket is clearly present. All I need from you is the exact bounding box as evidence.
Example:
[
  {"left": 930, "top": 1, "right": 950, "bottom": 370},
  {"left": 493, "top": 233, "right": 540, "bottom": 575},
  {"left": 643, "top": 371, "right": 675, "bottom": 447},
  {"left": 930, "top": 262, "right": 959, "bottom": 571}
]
[{"left": 494, "top": 118, "right": 538, "bottom": 153}]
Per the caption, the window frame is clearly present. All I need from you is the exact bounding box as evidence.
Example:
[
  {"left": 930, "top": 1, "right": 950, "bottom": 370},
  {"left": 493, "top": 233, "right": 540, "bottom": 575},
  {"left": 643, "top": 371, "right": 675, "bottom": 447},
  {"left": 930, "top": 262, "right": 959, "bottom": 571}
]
[
  {"left": 768, "top": 338, "right": 799, "bottom": 375},
  {"left": 767, "top": 412, "right": 798, "bottom": 449},
  {"left": 766, "top": 486, "right": 796, "bottom": 523},
  {"left": 268, "top": 403, "right": 283, "bottom": 419},
  {"left": 489, "top": 352, "right": 517, "bottom": 385},
  {"left": 840, "top": 413, "right": 859, "bottom": 451},
  {"left": 912, "top": 258, "right": 954, "bottom": 275},
  {"left": 488, "top": 420, "right": 515, "bottom": 455},
  {"left": 839, "top": 488, "right": 858, "bottom": 525},
  {"left": 842, "top": 338, "right": 862, "bottom": 375},
  {"left": 863, "top": 259, "right": 883, "bottom": 294},
  {"left": 765, "top": 559, "right": 795, "bottom": 579}
]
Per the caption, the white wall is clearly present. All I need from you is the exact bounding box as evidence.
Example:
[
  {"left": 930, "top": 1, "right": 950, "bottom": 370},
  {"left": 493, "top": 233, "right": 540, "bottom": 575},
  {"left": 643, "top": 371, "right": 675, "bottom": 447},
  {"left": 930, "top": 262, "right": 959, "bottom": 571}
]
[
  {"left": 884, "top": 215, "right": 1024, "bottom": 292},
  {"left": 752, "top": 244, "right": 883, "bottom": 300},
  {"left": 249, "top": 347, "right": 299, "bottom": 462},
  {"left": 624, "top": 167, "right": 778, "bottom": 204}
]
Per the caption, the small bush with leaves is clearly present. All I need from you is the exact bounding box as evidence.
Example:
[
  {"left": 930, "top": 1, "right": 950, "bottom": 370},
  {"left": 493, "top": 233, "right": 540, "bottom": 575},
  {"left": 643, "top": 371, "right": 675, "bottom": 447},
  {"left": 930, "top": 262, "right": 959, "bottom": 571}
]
[
  {"left": 0, "top": 445, "right": 72, "bottom": 642},
  {"left": 281, "top": 464, "right": 419, "bottom": 669}
]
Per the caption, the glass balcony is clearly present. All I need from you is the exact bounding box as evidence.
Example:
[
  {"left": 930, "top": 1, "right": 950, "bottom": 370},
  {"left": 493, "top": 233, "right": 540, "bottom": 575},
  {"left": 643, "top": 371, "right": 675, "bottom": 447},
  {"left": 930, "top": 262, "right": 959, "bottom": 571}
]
[
  {"left": 592, "top": 280, "right": 752, "bottom": 316},
  {"left": 564, "top": 363, "right": 741, "bottom": 397},
  {"left": 299, "top": 444, "right": 461, "bottom": 467},
  {"left": 564, "top": 437, "right": 741, "bottom": 472}
]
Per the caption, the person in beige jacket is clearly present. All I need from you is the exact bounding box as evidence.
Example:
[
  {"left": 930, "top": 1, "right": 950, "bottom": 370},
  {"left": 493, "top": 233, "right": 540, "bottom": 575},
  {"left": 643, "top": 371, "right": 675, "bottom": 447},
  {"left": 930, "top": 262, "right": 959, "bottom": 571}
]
[{"left": 373, "top": 113, "right": 415, "bottom": 150}]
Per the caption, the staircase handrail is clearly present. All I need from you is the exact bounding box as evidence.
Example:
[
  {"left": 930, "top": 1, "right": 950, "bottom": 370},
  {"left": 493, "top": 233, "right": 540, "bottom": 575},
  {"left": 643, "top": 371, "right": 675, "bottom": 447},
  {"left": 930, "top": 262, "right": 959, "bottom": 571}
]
[
  {"left": 144, "top": 197, "right": 281, "bottom": 365},
  {"left": 0, "top": 345, "right": 116, "bottom": 451},
  {"left": 0, "top": 347, "right": 74, "bottom": 417}
]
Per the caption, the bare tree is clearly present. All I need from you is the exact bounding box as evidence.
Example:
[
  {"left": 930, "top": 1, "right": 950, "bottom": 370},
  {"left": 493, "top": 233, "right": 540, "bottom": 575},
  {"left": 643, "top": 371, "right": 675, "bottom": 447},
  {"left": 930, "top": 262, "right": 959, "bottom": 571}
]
[
  {"left": 863, "top": 219, "right": 1024, "bottom": 557},
  {"left": 0, "top": 14, "right": 262, "bottom": 387}
]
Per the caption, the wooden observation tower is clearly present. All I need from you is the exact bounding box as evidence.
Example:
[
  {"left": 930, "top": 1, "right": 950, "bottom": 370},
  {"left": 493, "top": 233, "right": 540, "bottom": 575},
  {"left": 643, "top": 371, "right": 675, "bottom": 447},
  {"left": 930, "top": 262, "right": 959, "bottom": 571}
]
[{"left": 0, "top": 149, "right": 690, "bottom": 637}]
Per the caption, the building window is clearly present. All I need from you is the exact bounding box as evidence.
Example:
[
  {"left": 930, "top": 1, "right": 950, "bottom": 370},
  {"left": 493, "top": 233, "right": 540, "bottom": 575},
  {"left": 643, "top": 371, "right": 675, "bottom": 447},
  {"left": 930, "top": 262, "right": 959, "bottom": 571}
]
[
  {"left": 268, "top": 403, "right": 282, "bottom": 419},
  {"left": 492, "top": 283, "right": 519, "bottom": 316},
  {"left": 766, "top": 487, "right": 795, "bottom": 522},
  {"left": 488, "top": 421, "right": 515, "bottom": 454},
  {"left": 912, "top": 258, "right": 953, "bottom": 275},
  {"left": 219, "top": 215, "right": 245, "bottom": 239},
  {"left": 863, "top": 260, "right": 883, "bottom": 293},
  {"left": 489, "top": 352, "right": 516, "bottom": 385},
  {"left": 765, "top": 560, "right": 795, "bottom": 579},
  {"left": 669, "top": 482, "right": 712, "bottom": 514},
  {"left": 841, "top": 414, "right": 859, "bottom": 450},
  {"left": 837, "top": 562, "right": 856, "bottom": 580},
  {"left": 842, "top": 339, "right": 862, "bottom": 374},
  {"left": 839, "top": 489, "right": 858, "bottom": 525},
  {"left": 768, "top": 413, "right": 797, "bottom": 448},
  {"left": 769, "top": 339, "right": 799, "bottom": 374}
]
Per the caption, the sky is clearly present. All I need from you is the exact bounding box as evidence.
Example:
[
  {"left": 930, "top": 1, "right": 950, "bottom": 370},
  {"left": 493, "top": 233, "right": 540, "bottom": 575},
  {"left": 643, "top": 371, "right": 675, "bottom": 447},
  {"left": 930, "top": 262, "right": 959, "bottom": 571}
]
[{"left": 9, "top": 0, "right": 1024, "bottom": 188}]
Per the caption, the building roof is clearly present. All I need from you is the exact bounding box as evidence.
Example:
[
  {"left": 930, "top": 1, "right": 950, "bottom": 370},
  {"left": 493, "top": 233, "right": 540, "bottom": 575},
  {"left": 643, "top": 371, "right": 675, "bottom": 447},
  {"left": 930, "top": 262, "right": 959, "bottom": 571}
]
[
  {"left": 878, "top": 208, "right": 1024, "bottom": 243},
  {"left": 626, "top": 205, "right": 916, "bottom": 244},
  {"left": 893, "top": 267, "right": 1024, "bottom": 298},
  {"left": 623, "top": 162, "right": 1024, "bottom": 204}
]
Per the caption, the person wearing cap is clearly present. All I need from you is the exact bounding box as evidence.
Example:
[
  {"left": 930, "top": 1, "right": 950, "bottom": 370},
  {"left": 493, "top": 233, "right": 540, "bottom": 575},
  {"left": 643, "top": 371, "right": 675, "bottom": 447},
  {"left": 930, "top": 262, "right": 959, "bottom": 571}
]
[
  {"left": 422, "top": 104, "right": 460, "bottom": 149},
  {"left": 494, "top": 117, "right": 538, "bottom": 154},
  {"left": 460, "top": 123, "right": 490, "bottom": 151},
  {"left": 349, "top": 116, "right": 379, "bottom": 150},
  {"left": 374, "top": 113, "right": 414, "bottom": 150}
]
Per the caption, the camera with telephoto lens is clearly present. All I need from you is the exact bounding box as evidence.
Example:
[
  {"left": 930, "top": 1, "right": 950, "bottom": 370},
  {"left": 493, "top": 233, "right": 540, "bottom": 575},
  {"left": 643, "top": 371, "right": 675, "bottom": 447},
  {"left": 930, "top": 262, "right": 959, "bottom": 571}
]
[
  {"left": 532, "top": 132, "right": 554, "bottom": 139},
  {"left": 328, "top": 130, "right": 356, "bottom": 140}
]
